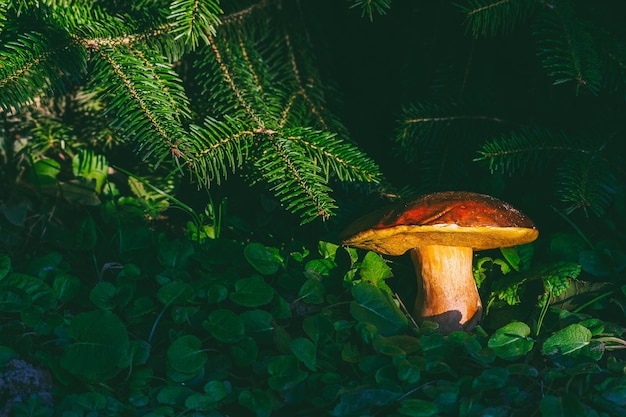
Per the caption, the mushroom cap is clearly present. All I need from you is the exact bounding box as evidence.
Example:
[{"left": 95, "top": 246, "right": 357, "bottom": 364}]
[{"left": 341, "top": 191, "right": 539, "bottom": 256}]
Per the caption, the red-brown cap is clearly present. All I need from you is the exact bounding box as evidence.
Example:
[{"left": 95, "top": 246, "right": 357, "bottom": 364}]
[{"left": 341, "top": 191, "right": 539, "bottom": 256}]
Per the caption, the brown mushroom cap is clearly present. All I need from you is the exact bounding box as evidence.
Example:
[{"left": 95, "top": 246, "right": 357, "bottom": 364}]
[{"left": 341, "top": 191, "right": 539, "bottom": 256}]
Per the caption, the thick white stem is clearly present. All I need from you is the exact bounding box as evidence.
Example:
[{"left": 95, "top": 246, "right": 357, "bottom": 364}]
[{"left": 410, "top": 245, "right": 482, "bottom": 332}]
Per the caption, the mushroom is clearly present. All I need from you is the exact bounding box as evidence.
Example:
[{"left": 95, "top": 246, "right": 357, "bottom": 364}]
[{"left": 340, "top": 191, "right": 538, "bottom": 332}]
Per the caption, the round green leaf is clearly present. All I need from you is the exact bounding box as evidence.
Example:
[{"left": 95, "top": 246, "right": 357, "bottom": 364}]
[
  {"left": 157, "top": 280, "right": 194, "bottom": 305},
  {"left": 229, "top": 276, "right": 274, "bottom": 307},
  {"left": 52, "top": 274, "right": 80, "bottom": 303},
  {"left": 539, "top": 393, "right": 586, "bottom": 417},
  {"left": 359, "top": 251, "right": 393, "bottom": 284},
  {"left": 472, "top": 367, "right": 510, "bottom": 392},
  {"left": 89, "top": 282, "right": 117, "bottom": 310},
  {"left": 488, "top": 321, "right": 534, "bottom": 361},
  {"left": 60, "top": 310, "right": 129, "bottom": 381},
  {"left": 298, "top": 278, "right": 325, "bottom": 304},
  {"left": 239, "top": 389, "right": 272, "bottom": 417},
  {"left": 203, "top": 380, "right": 229, "bottom": 402},
  {"left": 542, "top": 324, "right": 593, "bottom": 357},
  {"left": 0, "top": 345, "right": 18, "bottom": 366},
  {"left": 267, "top": 355, "right": 308, "bottom": 391},
  {"left": 0, "top": 254, "right": 10, "bottom": 280},
  {"left": 398, "top": 399, "right": 438, "bottom": 417},
  {"left": 244, "top": 243, "right": 282, "bottom": 275},
  {"left": 204, "top": 309, "right": 245, "bottom": 343},
  {"left": 231, "top": 337, "right": 259, "bottom": 367},
  {"left": 350, "top": 283, "right": 407, "bottom": 336},
  {"left": 167, "top": 334, "right": 207, "bottom": 374},
  {"left": 290, "top": 337, "right": 317, "bottom": 371}
]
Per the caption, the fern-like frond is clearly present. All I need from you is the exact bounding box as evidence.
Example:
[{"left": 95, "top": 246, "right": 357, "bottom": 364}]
[
  {"left": 555, "top": 152, "right": 618, "bottom": 217},
  {"left": 532, "top": 1, "right": 602, "bottom": 94},
  {"left": 88, "top": 44, "right": 190, "bottom": 165},
  {"left": 348, "top": 0, "right": 393, "bottom": 21},
  {"left": 0, "top": 29, "right": 86, "bottom": 112},
  {"left": 475, "top": 128, "right": 588, "bottom": 175},
  {"left": 168, "top": 0, "right": 222, "bottom": 50},
  {"left": 455, "top": 0, "right": 538, "bottom": 38}
]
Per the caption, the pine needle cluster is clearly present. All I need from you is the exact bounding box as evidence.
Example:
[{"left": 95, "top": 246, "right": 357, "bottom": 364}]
[{"left": 0, "top": 0, "right": 381, "bottom": 223}]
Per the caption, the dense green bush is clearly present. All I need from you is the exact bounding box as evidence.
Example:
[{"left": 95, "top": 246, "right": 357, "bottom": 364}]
[{"left": 2, "top": 1, "right": 626, "bottom": 416}]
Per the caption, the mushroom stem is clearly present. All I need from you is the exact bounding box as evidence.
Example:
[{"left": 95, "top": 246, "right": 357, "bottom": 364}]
[{"left": 410, "top": 245, "right": 482, "bottom": 332}]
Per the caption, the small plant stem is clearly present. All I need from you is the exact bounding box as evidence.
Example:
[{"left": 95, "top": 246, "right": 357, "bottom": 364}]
[
  {"left": 596, "top": 336, "right": 626, "bottom": 349},
  {"left": 148, "top": 304, "right": 169, "bottom": 343},
  {"left": 572, "top": 290, "right": 616, "bottom": 314},
  {"left": 535, "top": 293, "right": 551, "bottom": 337},
  {"left": 395, "top": 292, "right": 419, "bottom": 330}
]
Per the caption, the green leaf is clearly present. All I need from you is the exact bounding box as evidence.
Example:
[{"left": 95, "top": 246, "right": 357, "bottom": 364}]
[
  {"left": 541, "top": 324, "right": 602, "bottom": 359},
  {"left": 500, "top": 247, "right": 521, "bottom": 271},
  {"left": 89, "top": 282, "right": 118, "bottom": 310},
  {"left": 52, "top": 274, "right": 80, "bottom": 303},
  {"left": 539, "top": 393, "right": 586, "bottom": 417},
  {"left": 167, "top": 334, "right": 207, "bottom": 374},
  {"left": 318, "top": 241, "right": 339, "bottom": 260},
  {"left": 350, "top": 283, "right": 408, "bottom": 336},
  {"left": 204, "top": 309, "right": 245, "bottom": 343},
  {"left": 229, "top": 276, "right": 274, "bottom": 307},
  {"left": 231, "top": 337, "right": 259, "bottom": 367},
  {"left": 239, "top": 389, "right": 272, "bottom": 417},
  {"left": 0, "top": 253, "right": 11, "bottom": 280},
  {"left": 289, "top": 337, "right": 317, "bottom": 371},
  {"left": 157, "top": 385, "right": 195, "bottom": 406},
  {"left": 398, "top": 399, "right": 438, "bottom": 417},
  {"left": 0, "top": 345, "right": 18, "bottom": 366},
  {"left": 240, "top": 309, "right": 274, "bottom": 336},
  {"left": 303, "top": 314, "right": 334, "bottom": 345},
  {"left": 359, "top": 251, "right": 393, "bottom": 285},
  {"left": 488, "top": 322, "right": 534, "bottom": 361},
  {"left": 267, "top": 355, "right": 308, "bottom": 391},
  {"left": 203, "top": 380, "right": 229, "bottom": 402},
  {"left": 298, "top": 278, "right": 326, "bottom": 304},
  {"left": 472, "top": 367, "right": 509, "bottom": 392},
  {"left": 61, "top": 310, "right": 129, "bottom": 381},
  {"left": 331, "top": 389, "right": 397, "bottom": 417},
  {"left": 157, "top": 280, "right": 194, "bottom": 305},
  {"left": 29, "top": 159, "right": 61, "bottom": 186},
  {"left": 244, "top": 243, "right": 283, "bottom": 275}
]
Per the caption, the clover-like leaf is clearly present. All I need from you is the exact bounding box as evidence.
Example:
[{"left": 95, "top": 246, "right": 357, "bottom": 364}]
[
  {"left": 350, "top": 283, "right": 407, "bottom": 336},
  {"left": 244, "top": 243, "right": 283, "bottom": 275},
  {"left": 229, "top": 276, "right": 274, "bottom": 307},
  {"left": 204, "top": 309, "right": 245, "bottom": 343},
  {"left": 167, "top": 334, "right": 207, "bottom": 374},
  {"left": 60, "top": 310, "right": 129, "bottom": 381},
  {"left": 488, "top": 322, "right": 534, "bottom": 361}
]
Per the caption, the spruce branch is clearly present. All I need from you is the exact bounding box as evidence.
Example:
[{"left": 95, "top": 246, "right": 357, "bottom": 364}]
[
  {"left": 532, "top": 1, "right": 602, "bottom": 94},
  {"left": 348, "top": 0, "right": 393, "bottom": 21},
  {"left": 456, "top": 0, "right": 538, "bottom": 38},
  {"left": 555, "top": 152, "right": 618, "bottom": 217},
  {"left": 168, "top": 0, "right": 222, "bottom": 50},
  {"left": 475, "top": 128, "right": 590, "bottom": 174},
  {"left": 89, "top": 43, "right": 190, "bottom": 165},
  {"left": 0, "top": 30, "right": 86, "bottom": 112},
  {"left": 395, "top": 99, "right": 510, "bottom": 159}
]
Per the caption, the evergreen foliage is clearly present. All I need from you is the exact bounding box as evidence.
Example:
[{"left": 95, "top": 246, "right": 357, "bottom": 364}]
[
  {"left": 392, "top": 0, "right": 626, "bottom": 216},
  {"left": 0, "top": 0, "right": 380, "bottom": 223}
]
